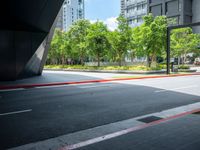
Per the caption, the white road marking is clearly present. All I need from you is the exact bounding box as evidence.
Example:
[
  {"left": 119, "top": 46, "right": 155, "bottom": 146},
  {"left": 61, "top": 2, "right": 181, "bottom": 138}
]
[
  {"left": 35, "top": 85, "right": 70, "bottom": 89},
  {"left": 9, "top": 102, "right": 200, "bottom": 150},
  {"left": 0, "top": 88, "right": 25, "bottom": 92},
  {"left": 79, "top": 84, "right": 111, "bottom": 89},
  {"left": 0, "top": 83, "right": 111, "bottom": 92},
  {"left": 35, "top": 83, "right": 95, "bottom": 89},
  {"left": 0, "top": 109, "right": 32, "bottom": 116},
  {"left": 155, "top": 85, "right": 198, "bottom": 93}
]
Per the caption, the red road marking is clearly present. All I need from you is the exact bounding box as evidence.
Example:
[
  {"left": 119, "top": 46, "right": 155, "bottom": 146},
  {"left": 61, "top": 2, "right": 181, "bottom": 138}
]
[
  {"left": 59, "top": 108, "right": 200, "bottom": 150},
  {"left": 0, "top": 73, "right": 200, "bottom": 90}
]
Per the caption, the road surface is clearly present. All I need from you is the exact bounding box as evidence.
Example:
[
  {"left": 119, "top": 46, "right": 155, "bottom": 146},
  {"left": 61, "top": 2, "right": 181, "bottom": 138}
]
[{"left": 0, "top": 71, "right": 200, "bottom": 150}]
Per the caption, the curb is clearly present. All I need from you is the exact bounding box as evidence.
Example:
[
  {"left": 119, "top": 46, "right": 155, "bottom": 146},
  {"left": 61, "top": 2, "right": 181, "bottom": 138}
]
[
  {"left": 44, "top": 68, "right": 166, "bottom": 74},
  {"left": 0, "top": 73, "right": 200, "bottom": 90},
  {"left": 44, "top": 68, "right": 197, "bottom": 74}
]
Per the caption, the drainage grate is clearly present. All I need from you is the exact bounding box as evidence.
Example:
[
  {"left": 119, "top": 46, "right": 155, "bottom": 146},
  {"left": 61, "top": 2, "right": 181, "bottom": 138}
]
[{"left": 138, "top": 116, "right": 163, "bottom": 123}]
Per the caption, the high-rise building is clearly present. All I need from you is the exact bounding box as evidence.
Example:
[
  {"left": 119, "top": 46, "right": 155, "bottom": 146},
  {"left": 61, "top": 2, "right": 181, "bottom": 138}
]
[
  {"left": 121, "top": 0, "right": 148, "bottom": 28},
  {"left": 121, "top": 0, "right": 126, "bottom": 16},
  {"left": 56, "top": 0, "right": 85, "bottom": 31},
  {"left": 148, "top": 0, "right": 200, "bottom": 32},
  {"left": 56, "top": 7, "right": 64, "bottom": 30}
]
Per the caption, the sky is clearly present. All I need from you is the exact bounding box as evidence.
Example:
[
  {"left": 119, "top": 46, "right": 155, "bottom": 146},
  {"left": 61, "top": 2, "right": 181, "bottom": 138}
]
[{"left": 85, "top": 0, "right": 120, "bottom": 31}]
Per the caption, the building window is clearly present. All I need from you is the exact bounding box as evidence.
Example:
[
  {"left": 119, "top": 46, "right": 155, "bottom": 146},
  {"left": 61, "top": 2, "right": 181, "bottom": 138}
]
[
  {"left": 167, "top": 16, "right": 179, "bottom": 26},
  {"left": 178, "top": 0, "right": 182, "bottom": 12}
]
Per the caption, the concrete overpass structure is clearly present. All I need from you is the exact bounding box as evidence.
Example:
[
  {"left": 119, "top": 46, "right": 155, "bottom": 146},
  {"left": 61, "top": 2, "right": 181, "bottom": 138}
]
[{"left": 0, "top": 0, "right": 64, "bottom": 81}]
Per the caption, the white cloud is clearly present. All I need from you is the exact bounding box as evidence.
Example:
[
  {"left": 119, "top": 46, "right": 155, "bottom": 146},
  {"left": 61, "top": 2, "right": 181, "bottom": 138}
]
[
  {"left": 90, "top": 17, "right": 118, "bottom": 31},
  {"left": 104, "top": 17, "right": 118, "bottom": 31}
]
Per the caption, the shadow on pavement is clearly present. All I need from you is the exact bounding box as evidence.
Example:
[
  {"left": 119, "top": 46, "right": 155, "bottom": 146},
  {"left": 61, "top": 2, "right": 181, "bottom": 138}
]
[{"left": 0, "top": 81, "right": 200, "bottom": 149}]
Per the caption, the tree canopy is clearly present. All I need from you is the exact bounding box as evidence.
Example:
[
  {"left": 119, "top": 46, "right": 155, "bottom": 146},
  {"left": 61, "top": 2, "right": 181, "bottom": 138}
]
[
  {"left": 48, "top": 14, "right": 200, "bottom": 67},
  {"left": 86, "top": 21, "right": 111, "bottom": 66}
]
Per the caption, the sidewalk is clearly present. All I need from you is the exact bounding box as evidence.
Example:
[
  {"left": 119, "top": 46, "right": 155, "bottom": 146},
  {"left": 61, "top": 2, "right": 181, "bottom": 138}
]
[{"left": 0, "top": 70, "right": 199, "bottom": 90}]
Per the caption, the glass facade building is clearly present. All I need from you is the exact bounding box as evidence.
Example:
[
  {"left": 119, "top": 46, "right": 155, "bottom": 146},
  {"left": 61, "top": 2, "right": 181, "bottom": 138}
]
[
  {"left": 56, "top": 0, "right": 85, "bottom": 31},
  {"left": 121, "top": 0, "right": 148, "bottom": 28}
]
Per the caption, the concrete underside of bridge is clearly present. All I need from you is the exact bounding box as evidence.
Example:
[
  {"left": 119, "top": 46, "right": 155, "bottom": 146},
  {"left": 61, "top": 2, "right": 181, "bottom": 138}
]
[{"left": 0, "top": 0, "right": 64, "bottom": 81}]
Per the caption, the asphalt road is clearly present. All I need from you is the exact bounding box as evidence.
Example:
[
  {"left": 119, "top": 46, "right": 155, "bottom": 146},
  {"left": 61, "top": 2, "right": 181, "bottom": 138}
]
[
  {"left": 0, "top": 72, "right": 200, "bottom": 149},
  {"left": 78, "top": 114, "right": 200, "bottom": 150}
]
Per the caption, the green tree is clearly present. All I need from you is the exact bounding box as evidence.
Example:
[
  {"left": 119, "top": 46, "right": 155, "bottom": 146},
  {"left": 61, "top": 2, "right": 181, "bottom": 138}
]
[
  {"left": 48, "top": 29, "right": 73, "bottom": 65},
  {"left": 171, "top": 27, "right": 200, "bottom": 64},
  {"left": 87, "top": 21, "right": 111, "bottom": 67},
  {"left": 108, "top": 15, "right": 132, "bottom": 66},
  {"left": 133, "top": 14, "right": 167, "bottom": 67},
  {"left": 49, "top": 29, "right": 64, "bottom": 64},
  {"left": 68, "top": 19, "right": 91, "bottom": 65}
]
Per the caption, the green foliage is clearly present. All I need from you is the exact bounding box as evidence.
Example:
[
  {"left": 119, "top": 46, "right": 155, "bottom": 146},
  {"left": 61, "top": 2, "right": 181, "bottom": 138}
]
[
  {"left": 132, "top": 14, "right": 167, "bottom": 67},
  {"left": 86, "top": 21, "right": 111, "bottom": 66},
  {"left": 171, "top": 27, "right": 200, "bottom": 64},
  {"left": 133, "top": 14, "right": 167, "bottom": 66},
  {"left": 48, "top": 29, "right": 71, "bottom": 64},
  {"left": 48, "top": 14, "right": 199, "bottom": 69},
  {"left": 68, "top": 19, "right": 91, "bottom": 65},
  {"left": 178, "top": 65, "right": 190, "bottom": 69},
  {"left": 108, "top": 15, "right": 132, "bottom": 66},
  {"left": 171, "top": 28, "right": 199, "bottom": 57},
  {"left": 45, "top": 65, "right": 161, "bottom": 71}
]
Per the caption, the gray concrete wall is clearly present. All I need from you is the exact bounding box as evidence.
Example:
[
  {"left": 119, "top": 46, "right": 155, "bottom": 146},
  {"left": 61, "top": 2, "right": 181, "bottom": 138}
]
[
  {"left": 148, "top": 0, "right": 198, "bottom": 25},
  {"left": 0, "top": 0, "right": 64, "bottom": 81},
  {"left": 192, "top": 0, "right": 200, "bottom": 33}
]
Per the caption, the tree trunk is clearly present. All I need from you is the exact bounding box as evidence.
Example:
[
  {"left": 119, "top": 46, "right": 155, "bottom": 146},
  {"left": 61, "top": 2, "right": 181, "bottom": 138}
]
[
  {"left": 183, "top": 53, "right": 187, "bottom": 64},
  {"left": 62, "top": 57, "right": 65, "bottom": 65},
  {"left": 151, "top": 53, "right": 157, "bottom": 67},
  {"left": 147, "top": 55, "right": 151, "bottom": 68},
  {"left": 118, "top": 57, "right": 122, "bottom": 67},
  {"left": 97, "top": 53, "right": 100, "bottom": 67},
  {"left": 119, "top": 60, "right": 122, "bottom": 67},
  {"left": 80, "top": 57, "right": 84, "bottom": 66},
  {"left": 178, "top": 57, "right": 180, "bottom": 66},
  {"left": 80, "top": 52, "right": 84, "bottom": 66}
]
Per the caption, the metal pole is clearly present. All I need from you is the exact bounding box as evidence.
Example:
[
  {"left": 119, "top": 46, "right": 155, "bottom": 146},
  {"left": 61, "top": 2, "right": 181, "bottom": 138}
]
[{"left": 166, "top": 28, "right": 171, "bottom": 75}]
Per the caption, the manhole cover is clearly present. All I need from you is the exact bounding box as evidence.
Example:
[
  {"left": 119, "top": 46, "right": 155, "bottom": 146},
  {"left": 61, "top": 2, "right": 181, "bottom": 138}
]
[{"left": 138, "top": 116, "right": 163, "bottom": 123}]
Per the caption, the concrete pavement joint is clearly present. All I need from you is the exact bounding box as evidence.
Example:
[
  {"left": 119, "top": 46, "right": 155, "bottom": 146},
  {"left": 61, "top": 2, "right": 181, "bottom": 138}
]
[{"left": 9, "top": 102, "right": 200, "bottom": 150}]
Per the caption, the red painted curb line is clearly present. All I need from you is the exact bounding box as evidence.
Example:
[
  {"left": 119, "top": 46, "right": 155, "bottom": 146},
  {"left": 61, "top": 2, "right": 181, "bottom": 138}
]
[
  {"left": 59, "top": 107, "right": 200, "bottom": 150},
  {"left": 0, "top": 73, "right": 200, "bottom": 90}
]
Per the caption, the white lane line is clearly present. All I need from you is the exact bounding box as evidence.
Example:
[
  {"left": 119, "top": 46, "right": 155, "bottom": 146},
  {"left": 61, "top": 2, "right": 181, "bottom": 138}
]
[
  {"left": 155, "top": 85, "right": 198, "bottom": 93},
  {"left": 0, "top": 109, "right": 32, "bottom": 116},
  {"left": 9, "top": 102, "right": 200, "bottom": 150},
  {"left": 0, "top": 83, "right": 110, "bottom": 91},
  {"left": 79, "top": 85, "right": 111, "bottom": 89},
  {"left": 35, "top": 83, "right": 95, "bottom": 89},
  {"left": 0, "top": 88, "right": 25, "bottom": 92},
  {"left": 35, "top": 85, "right": 70, "bottom": 89}
]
